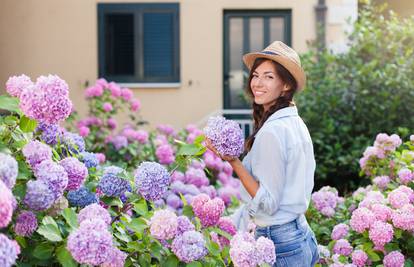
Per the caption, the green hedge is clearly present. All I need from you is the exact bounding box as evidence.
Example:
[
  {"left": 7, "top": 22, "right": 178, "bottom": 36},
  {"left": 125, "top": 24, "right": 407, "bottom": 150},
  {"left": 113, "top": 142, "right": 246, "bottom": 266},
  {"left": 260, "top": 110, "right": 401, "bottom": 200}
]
[{"left": 297, "top": 1, "right": 414, "bottom": 192}]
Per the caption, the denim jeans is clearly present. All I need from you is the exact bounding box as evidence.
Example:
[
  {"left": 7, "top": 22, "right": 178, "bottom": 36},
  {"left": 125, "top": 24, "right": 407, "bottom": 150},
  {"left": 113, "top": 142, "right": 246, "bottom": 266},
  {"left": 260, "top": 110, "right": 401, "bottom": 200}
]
[{"left": 255, "top": 215, "right": 319, "bottom": 267}]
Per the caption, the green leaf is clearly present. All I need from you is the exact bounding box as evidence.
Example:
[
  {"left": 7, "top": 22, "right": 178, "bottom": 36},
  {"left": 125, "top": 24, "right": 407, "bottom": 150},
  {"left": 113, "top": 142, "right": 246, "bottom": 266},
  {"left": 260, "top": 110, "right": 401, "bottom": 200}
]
[
  {"left": 206, "top": 240, "right": 221, "bottom": 256},
  {"left": 62, "top": 208, "right": 78, "bottom": 230},
  {"left": 37, "top": 216, "right": 62, "bottom": 242},
  {"left": 177, "top": 143, "right": 201, "bottom": 156},
  {"left": 394, "top": 228, "right": 403, "bottom": 239},
  {"left": 186, "top": 261, "right": 203, "bottom": 267},
  {"left": 19, "top": 115, "right": 37, "bottom": 133},
  {"left": 56, "top": 245, "right": 77, "bottom": 267},
  {"left": 133, "top": 198, "right": 148, "bottom": 215},
  {"left": 0, "top": 95, "right": 20, "bottom": 113},
  {"left": 126, "top": 217, "right": 148, "bottom": 233},
  {"left": 33, "top": 243, "right": 54, "bottom": 260},
  {"left": 138, "top": 252, "right": 151, "bottom": 266},
  {"left": 367, "top": 250, "right": 381, "bottom": 262},
  {"left": 163, "top": 254, "right": 179, "bottom": 267},
  {"left": 182, "top": 205, "right": 194, "bottom": 218}
]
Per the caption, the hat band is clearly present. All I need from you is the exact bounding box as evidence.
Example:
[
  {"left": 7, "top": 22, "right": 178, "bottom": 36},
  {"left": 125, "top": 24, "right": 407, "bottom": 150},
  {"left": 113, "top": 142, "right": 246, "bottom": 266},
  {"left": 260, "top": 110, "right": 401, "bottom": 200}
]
[{"left": 261, "top": 50, "right": 278, "bottom": 55}]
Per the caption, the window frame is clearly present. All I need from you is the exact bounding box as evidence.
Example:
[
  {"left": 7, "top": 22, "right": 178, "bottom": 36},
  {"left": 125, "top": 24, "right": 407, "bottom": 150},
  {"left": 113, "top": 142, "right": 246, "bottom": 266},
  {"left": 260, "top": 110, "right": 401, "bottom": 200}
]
[{"left": 98, "top": 3, "right": 180, "bottom": 86}]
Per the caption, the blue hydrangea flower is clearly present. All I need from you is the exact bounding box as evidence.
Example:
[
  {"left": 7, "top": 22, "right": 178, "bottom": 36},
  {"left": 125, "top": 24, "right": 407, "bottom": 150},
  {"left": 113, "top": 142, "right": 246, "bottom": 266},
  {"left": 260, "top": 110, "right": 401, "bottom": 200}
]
[
  {"left": 134, "top": 162, "right": 171, "bottom": 201},
  {"left": 36, "top": 122, "right": 61, "bottom": 145},
  {"left": 34, "top": 160, "right": 68, "bottom": 201},
  {"left": 98, "top": 166, "right": 130, "bottom": 197},
  {"left": 67, "top": 187, "right": 98, "bottom": 208},
  {"left": 80, "top": 152, "right": 99, "bottom": 168},
  {"left": 62, "top": 132, "right": 85, "bottom": 154}
]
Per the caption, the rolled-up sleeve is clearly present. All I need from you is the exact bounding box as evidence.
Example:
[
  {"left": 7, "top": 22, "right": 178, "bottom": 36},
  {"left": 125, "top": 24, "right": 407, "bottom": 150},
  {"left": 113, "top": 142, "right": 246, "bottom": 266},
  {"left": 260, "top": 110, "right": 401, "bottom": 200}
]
[{"left": 247, "top": 129, "right": 286, "bottom": 217}]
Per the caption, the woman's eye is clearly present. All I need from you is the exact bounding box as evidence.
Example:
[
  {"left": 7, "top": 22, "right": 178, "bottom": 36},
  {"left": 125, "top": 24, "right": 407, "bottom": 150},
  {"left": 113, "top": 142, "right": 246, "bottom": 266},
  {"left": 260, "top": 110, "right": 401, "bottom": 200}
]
[{"left": 266, "top": 76, "right": 274, "bottom": 79}]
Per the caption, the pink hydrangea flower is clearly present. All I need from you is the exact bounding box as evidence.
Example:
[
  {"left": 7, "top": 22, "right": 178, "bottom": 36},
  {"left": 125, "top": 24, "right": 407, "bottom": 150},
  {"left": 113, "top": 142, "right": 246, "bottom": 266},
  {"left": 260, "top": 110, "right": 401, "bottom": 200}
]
[
  {"left": 388, "top": 187, "right": 412, "bottom": 209},
  {"left": 397, "top": 168, "right": 413, "bottom": 185},
  {"left": 370, "top": 203, "right": 392, "bottom": 222},
  {"left": 333, "top": 239, "right": 353, "bottom": 256},
  {"left": 102, "top": 102, "right": 113, "bottom": 112},
  {"left": 6, "top": 74, "right": 33, "bottom": 98},
  {"left": 350, "top": 207, "right": 375, "bottom": 233},
  {"left": 121, "top": 88, "right": 133, "bottom": 101},
  {"left": 383, "top": 251, "right": 405, "bottom": 267},
  {"left": 0, "top": 180, "right": 13, "bottom": 228},
  {"left": 149, "top": 209, "right": 178, "bottom": 240},
  {"left": 391, "top": 204, "right": 414, "bottom": 231},
  {"left": 369, "top": 221, "right": 393, "bottom": 248},
  {"left": 155, "top": 144, "right": 175, "bottom": 165},
  {"left": 78, "top": 126, "right": 90, "bottom": 137},
  {"left": 351, "top": 249, "right": 368, "bottom": 267},
  {"left": 373, "top": 175, "right": 390, "bottom": 190},
  {"left": 191, "top": 194, "right": 225, "bottom": 227},
  {"left": 130, "top": 99, "right": 141, "bottom": 111},
  {"left": 331, "top": 223, "right": 349, "bottom": 240}
]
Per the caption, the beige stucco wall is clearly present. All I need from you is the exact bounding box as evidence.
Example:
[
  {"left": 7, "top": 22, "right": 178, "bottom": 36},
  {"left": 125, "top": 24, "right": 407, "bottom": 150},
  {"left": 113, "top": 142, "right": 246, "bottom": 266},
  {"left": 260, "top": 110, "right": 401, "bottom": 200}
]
[
  {"left": 0, "top": 0, "right": 318, "bottom": 129},
  {"left": 376, "top": 0, "right": 414, "bottom": 17}
]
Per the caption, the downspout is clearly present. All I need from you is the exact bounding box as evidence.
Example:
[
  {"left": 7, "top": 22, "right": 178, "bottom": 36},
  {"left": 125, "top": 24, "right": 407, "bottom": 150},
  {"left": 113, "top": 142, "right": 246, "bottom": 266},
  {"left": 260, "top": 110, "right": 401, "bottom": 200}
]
[{"left": 315, "top": 0, "right": 327, "bottom": 51}]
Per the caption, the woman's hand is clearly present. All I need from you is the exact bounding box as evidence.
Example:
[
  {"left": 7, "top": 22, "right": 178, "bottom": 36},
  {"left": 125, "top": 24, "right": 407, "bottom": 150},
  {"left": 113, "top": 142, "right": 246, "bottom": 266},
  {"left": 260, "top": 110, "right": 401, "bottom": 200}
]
[{"left": 205, "top": 138, "right": 238, "bottom": 163}]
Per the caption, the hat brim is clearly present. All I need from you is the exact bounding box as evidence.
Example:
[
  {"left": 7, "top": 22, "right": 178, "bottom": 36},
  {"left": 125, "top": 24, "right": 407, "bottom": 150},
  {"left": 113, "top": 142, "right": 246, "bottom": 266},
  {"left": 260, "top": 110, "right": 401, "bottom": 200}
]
[{"left": 242, "top": 52, "right": 306, "bottom": 90}]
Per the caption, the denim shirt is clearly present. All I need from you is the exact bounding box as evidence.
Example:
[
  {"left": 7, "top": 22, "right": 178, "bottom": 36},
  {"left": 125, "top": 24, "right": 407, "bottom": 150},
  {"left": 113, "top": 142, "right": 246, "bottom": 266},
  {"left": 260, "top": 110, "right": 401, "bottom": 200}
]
[{"left": 231, "top": 106, "right": 316, "bottom": 230}]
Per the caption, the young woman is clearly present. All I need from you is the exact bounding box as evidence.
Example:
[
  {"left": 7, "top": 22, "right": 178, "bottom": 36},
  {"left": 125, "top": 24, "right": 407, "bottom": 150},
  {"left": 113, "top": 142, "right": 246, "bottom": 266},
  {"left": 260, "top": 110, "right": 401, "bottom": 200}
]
[{"left": 206, "top": 41, "right": 319, "bottom": 266}]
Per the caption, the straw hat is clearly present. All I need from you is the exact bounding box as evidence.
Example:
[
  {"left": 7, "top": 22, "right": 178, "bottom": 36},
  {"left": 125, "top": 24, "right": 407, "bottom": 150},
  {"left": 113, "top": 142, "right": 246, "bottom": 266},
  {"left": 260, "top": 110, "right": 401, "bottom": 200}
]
[{"left": 243, "top": 41, "right": 306, "bottom": 90}]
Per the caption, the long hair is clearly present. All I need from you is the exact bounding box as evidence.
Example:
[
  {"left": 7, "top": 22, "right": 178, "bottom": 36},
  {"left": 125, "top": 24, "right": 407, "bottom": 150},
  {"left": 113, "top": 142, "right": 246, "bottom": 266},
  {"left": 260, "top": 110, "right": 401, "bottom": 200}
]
[{"left": 245, "top": 58, "right": 298, "bottom": 151}]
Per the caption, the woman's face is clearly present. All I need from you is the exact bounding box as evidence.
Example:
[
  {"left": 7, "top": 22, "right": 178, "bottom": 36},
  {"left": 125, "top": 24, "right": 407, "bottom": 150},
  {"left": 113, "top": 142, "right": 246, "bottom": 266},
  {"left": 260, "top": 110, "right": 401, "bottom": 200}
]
[{"left": 250, "top": 60, "right": 288, "bottom": 111}]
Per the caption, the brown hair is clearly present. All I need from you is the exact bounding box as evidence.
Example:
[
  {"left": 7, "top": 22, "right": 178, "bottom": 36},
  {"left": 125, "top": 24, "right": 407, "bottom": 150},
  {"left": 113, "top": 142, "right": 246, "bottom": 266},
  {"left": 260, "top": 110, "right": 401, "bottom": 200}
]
[{"left": 245, "top": 58, "right": 298, "bottom": 151}]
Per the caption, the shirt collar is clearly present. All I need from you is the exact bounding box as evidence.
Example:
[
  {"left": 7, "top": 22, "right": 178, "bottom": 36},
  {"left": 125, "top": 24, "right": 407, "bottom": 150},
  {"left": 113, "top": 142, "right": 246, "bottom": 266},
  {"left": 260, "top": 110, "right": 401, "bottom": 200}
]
[{"left": 264, "top": 106, "right": 298, "bottom": 123}]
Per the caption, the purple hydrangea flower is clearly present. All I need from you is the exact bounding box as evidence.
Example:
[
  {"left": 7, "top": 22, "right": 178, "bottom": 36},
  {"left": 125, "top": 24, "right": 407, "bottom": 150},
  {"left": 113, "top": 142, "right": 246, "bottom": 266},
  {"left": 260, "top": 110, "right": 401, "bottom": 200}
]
[
  {"left": 166, "top": 193, "right": 182, "bottom": 209},
  {"left": 0, "top": 233, "right": 19, "bottom": 267},
  {"left": 0, "top": 180, "right": 13, "bottom": 228},
  {"left": 36, "top": 122, "right": 62, "bottom": 145},
  {"left": 19, "top": 75, "right": 72, "bottom": 124},
  {"left": 155, "top": 144, "right": 175, "bottom": 165},
  {"left": 171, "top": 230, "right": 208, "bottom": 263},
  {"left": 6, "top": 74, "right": 33, "bottom": 98},
  {"left": 67, "top": 219, "right": 113, "bottom": 265},
  {"left": 185, "top": 167, "right": 209, "bottom": 188},
  {"left": 24, "top": 180, "right": 55, "bottom": 211},
  {"left": 176, "top": 216, "right": 195, "bottom": 236},
  {"left": 60, "top": 157, "right": 88, "bottom": 191},
  {"left": 98, "top": 166, "right": 130, "bottom": 197},
  {"left": 0, "top": 153, "right": 18, "bottom": 189},
  {"left": 200, "top": 185, "right": 217, "bottom": 199},
  {"left": 22, "top": 140, "right": 52, "bottom": 168},
  {"left": 134, "top": 162, "right": 171, "bottom": 201},
  {"left": 111, "top": 136, "right": 128, "bottom": 150},
  {"left": 149, "top": 209, "right": 178, "bottom": 240},
  {"left": 203, "top": 116, "right": 244, "bottom": 158},
  {"left": 34, "top": 160, "right": 68, "bottom": 201},
  {"left": 80, "top": 151, "right": 99, "bottom": 168},
  {"left": 229, "top": 232, "right": 259, "bottom": 267},
  {"left": 101, "top": 248, "right": 127, "bottom": 267},
  {"left": 383, "top": 251, "right": 405, "bottom": 267},
  {"left": 14, "top": 211, "right": 38, "bottom": 237},
  {"left": 62, "top": 132, "right": 85, "bottom": 154},
  {"left": 67, "top": 187, "right": 98, "bottom": 208},
  {"left": 78, "top": 203, "right": 111, "bottom": 225},
  {"left": 311, "top": 186, "right": 340, "bottom": 217}
]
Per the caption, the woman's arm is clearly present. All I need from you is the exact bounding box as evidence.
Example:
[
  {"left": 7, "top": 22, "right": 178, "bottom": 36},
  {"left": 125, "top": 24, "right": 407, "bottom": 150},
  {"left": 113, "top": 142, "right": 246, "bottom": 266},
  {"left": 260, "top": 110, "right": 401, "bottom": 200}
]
[{"left": 205, "top": 139, "right": 259, "bottom": 197}]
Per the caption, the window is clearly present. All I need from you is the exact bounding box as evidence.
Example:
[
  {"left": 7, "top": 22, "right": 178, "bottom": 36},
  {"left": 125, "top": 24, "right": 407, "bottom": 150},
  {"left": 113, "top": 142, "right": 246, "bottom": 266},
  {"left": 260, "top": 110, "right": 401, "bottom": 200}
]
[{"left": 98, "top": 3, "right": 180, "bottom": 85}]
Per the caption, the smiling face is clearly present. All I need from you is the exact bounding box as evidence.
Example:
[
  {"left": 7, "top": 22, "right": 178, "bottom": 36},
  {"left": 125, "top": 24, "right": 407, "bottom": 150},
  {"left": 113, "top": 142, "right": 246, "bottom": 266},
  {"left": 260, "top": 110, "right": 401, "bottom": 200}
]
[{"left": 249, "top": 60, "right": 290, "bottom": 111}]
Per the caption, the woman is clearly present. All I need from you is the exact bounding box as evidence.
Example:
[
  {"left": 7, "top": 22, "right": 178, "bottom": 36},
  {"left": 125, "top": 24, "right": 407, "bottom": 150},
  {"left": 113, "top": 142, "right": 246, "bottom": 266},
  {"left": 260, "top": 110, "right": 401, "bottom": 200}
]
[{"left": 206, "top": 41, "right": 319, "bottom": 266}]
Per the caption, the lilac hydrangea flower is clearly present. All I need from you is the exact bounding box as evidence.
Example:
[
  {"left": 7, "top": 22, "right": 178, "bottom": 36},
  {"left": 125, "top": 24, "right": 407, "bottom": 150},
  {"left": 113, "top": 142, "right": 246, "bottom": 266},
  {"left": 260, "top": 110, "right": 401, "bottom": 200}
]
[
  {"left": 333, "top": 239, "right": 353, "bottom": 256},
  {"left": 229, "top": 232, "right": 259, "bottom": 267},
  {"left": 60, "top": 157, "right": 88, "bottom": 191},
  {"left": 19, "top": 75, "right": 72, "bottom": 124},
  {"left": 67, "top": 219, "right": 113, "bottom": 265},
  {"left": 14, "top": 211, "right": 38, "bottom": 237},
  {"left": 149, "top": 209, "right": 178, "bottom": 240},
  {"left": 34, "top": 160, "right": 68, "bottom": 201},
  {"left": 67, "top": 187, "right": 98, "bottom": 208},
  {"left": 36, "top": 122, "right": 62, "bottom": 145},
  {"left": 101, "top": 248, "right": 127, "bottom": 267},
  {"left": 80, "top": 151, "right": 99, "bottom": 168},
  {"left": 397, "top": 168, "right": 413, "bottom": 185},
  {"left": 24, "top": 180, "right": 55, "bottom": 211},
  {"left": 256, "top": 236, "right": 276, "bottom": 266},
  {"left": 176, "top": 216, "right": 195, "bottom": 236},
  {"left": 311, "top": 186, "right": 340, "bottom": 217},
  {"left": 0, "top": 180, "right": 13, "bottom": 228},
  {"left": 78, "top": 203, "right": 111, "bottom": 225},
  {"left": 203, "top": 116, "right": 244, "bottom": 158},
  {"left": 98, "top": 166, "right": 130, "bottom": 197},
  {"left": 373, "top": 175, "right": 390, "bottom": 190},
  {"left": 6, "top": 74, "right": 33, "bottom": 98},
  {"left": 0, "top": 233, "right": 19, "bottom": 267},
  {"left": 383, "top": 251, "right": 405, "bottom": 267},
  {"left": 62, "top": 132, "right": 85, "bottom": 154},
  {"left": 134, "top": 162, "right": 171, "bottom": 201},
  {"left": 171, "top": 230, "right": 208, "bottom": 263},
  {"left": 166, "top": 193, "right": 182, "bottom": 209},
  {"left": 331, "top": 223, "right": 349, "bottom": 240},
  {"left": 0, "top": 153, "right": 18, "bottom": 189},
  {"left": 22, "top": 140, "right": 52, "bottom": 168}
]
